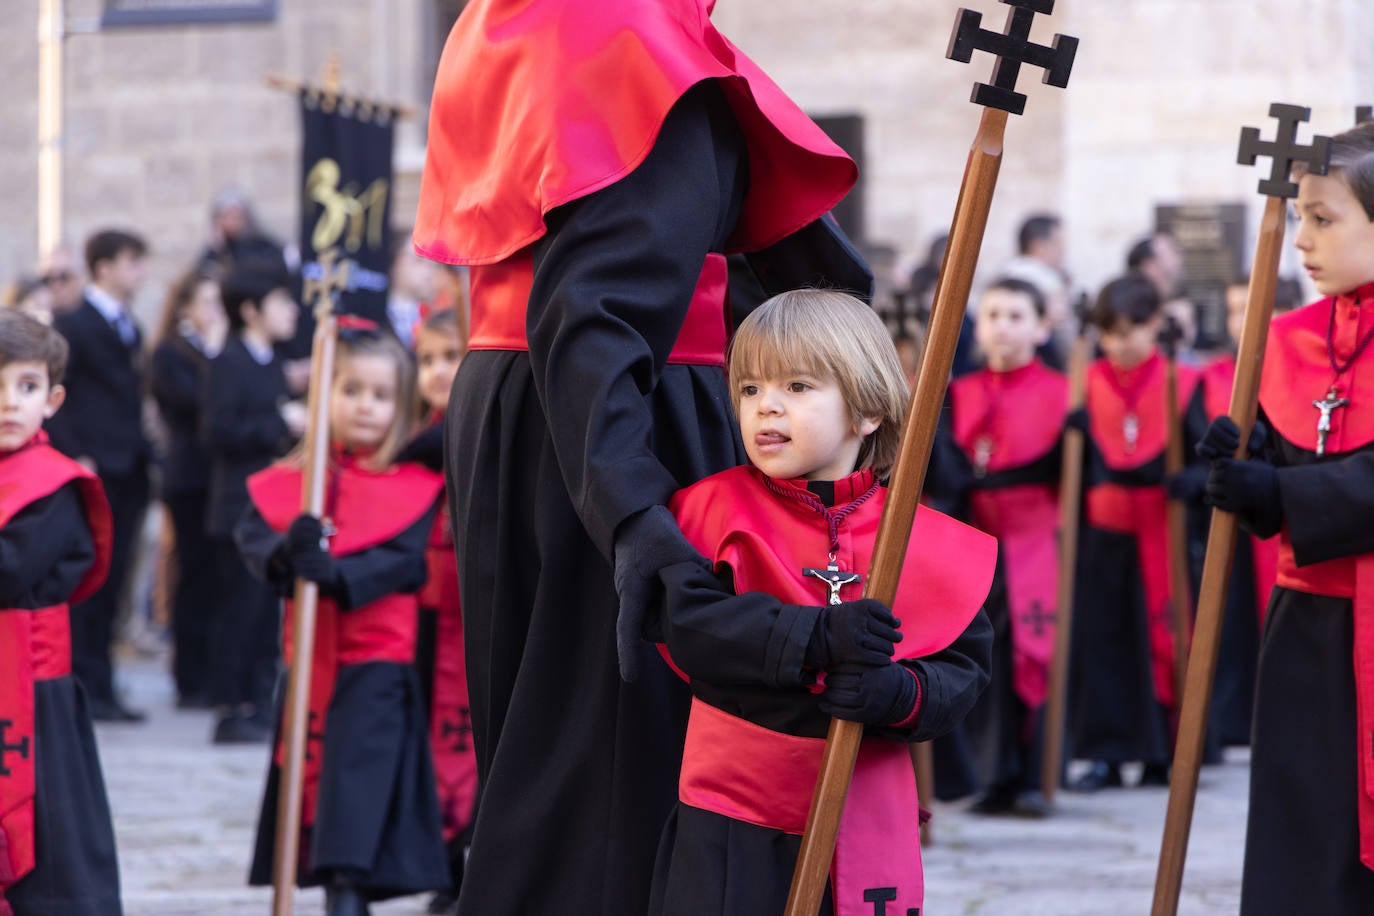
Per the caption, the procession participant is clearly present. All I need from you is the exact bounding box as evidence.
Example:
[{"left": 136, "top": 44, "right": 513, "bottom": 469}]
[
  {"left": 413, "top": 1, "right": 867, "bottom": 911},
  {"left": 649, "top": 290, "right": 994, "bottom": 916},
  {"left": 0, "top": 311, "right": 121, "bottom": 915},
  {"left": 1201, "top": 122, "right": 1374, "bottom": 915}
]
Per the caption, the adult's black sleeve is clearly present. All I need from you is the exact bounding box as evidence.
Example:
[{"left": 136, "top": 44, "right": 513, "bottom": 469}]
[
  {"left": 876, "top": 609, "right": 993, "bottom": 743},
  {"left": 0, "top": 485, "right": 95, "bottom": 608},
  {"left": 1278, "top": 451, "right": 1374, "bottom": 565},
  {"left": 333, "top": 507, "right": 438, "bottom": 610},
  {"left": 657, "top": 560, "right": 820, "bottom": 690},
  {"left": 526, "top": 81, "right": 747, "bottom": 560},
  {"left": 150, "top": 341, "right": 201, "bottom": 430},
  {"left": 203, "top": 352, "right": 290, "bottom": 458}
]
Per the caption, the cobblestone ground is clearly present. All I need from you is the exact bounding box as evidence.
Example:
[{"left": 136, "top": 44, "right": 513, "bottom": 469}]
[{"left": 100, "top": 657, "right": 1247, "bottom": 915}]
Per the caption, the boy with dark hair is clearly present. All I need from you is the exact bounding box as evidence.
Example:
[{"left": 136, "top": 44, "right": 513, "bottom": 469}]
[
  {"left": 1070, "top": 273, "right": 1208, "bottom": 791},
  {"left": 202, "top": 265, "right": 306, "bottom": 744},
  {"left": 46, "top": 227, "right": 150, "bottom": 722},
  {"left": 0, "top": 311, "right": 122, "bottom": 915}
]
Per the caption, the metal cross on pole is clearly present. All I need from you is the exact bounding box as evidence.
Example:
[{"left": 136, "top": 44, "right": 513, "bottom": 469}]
[
  {"left": 783, "top": 4, "right": 1077, "bottom": 914},
  {"left": 1150, "top": 103, "right": 1331, "bottom": 916}
]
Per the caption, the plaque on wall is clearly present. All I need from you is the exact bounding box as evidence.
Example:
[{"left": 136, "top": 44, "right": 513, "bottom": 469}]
[
  {"left": 1155, "top": 202, "right": 1247, "bottom": 351},
  {"left": 102, "top": 0, "right": 278, "bottom": 27}
]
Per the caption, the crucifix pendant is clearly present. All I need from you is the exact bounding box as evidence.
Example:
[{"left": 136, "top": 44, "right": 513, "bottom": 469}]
[
  {"left": 973, "top": 437, "right": 993, "bottom": 478},
  {"left": 803, "top": 558, "right": 863, "bottom": 606},
  {"left": 1312, "top": 387, "right": 1350, "bottom": 456},
  {"left": 1123, "top": 413, "right": 1140, "bottom": 453}
]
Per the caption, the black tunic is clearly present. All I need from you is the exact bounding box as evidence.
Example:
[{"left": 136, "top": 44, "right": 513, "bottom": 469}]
[
  {"left": 236, "top": 505, "right": 450, "bottom": 898},
  {"left": 1239, "top": 426, "right": 1374, "bottom": 916},
  {"left": 1, "top": 485, "right": 121, "bottom": 916},
  {"left": 1070, "top": 388, "right": 1209, "bottom": 765},
  {"left": 444, "top": 83, "right": 757, "bottom": 916}
]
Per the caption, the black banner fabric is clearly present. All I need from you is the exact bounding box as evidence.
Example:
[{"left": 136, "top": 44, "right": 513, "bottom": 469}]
[
  {"left": 102, "top": 0, "right": 277, "bottom": 27},
  {"left": 298, "top": 96, "right": 395, "bottom": 327}
]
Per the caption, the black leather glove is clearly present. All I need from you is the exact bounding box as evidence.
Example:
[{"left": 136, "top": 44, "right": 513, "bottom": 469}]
[
  {"left": 397, "top": 423, "right": 445, "bottom": 471},
  {"left": 286, "top": 514, "right": 340, "bottom": 589},
  {"left": 1064, "top": 407, "right": 1090, "bottom": 434},
  {"left": 804, "top": 599, "right": 902, "bottom": 669},
  {"left": 612, "top": 505, "right": 707, "bottom": 682},
  {"left": 1197, "top": 416, "right": 1268, "bottom": 461},
  {"left": 1205, "top": 458, "right": 1280, "bottom": 517},
  {"left": 819, "top": 661, "right": 919, "bottom": 726},
  {"left": 1165, "top": 465, "right": 1208, "bottom": 501}
]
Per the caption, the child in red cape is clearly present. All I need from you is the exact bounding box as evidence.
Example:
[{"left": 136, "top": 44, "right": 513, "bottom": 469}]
[
  {"left": 236, "top": 324, "right": 449, "bottom": 916},
  {"left": 647, "top": 290, "right": 996, "bottom": 916}
]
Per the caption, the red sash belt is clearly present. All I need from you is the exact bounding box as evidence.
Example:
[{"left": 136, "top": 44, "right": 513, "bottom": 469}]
[
  {"left": 678, "top": 698, "right": 923, "bottom": 916},
  {"left": 971, "top": 485, "right": 1060, "bottom": 711},
  {"left": 1086, "top": 483, "right": 1182, "bottom": 707},
  {"left": 1275, "top": 536, "right": 1374, "bottom": 871},
  {"left": 0, "top": 605, "right": 69, "bottom": 906},
  {"left": 468, "top": 251, "right": 729, "bottom": 367}
]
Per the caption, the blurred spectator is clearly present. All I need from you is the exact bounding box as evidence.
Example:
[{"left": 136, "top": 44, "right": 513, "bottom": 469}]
[
  {"left": 387, "top": 237, "right": 443, "bottom": 348},
  {"left": 2, "top": 274, "right": 55, "bottom": 324},
  {"left": 47, "top": 228, "right": 153, "bottom": 722},
  {"left": 39, "top": 242, "right": 85, "bottom": 317},
  {"left": 199, "top": 187, "right": 295, "bottom": 277},
  {"left": 149, "top": 269, "right": 228, "bottom": 710},
  {"left": 1127, "top": 231, "right": 1199, "bottom": 362}
]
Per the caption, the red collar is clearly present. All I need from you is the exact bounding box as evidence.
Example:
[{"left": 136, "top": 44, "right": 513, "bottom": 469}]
[
  {"left": 950, "top": 360, "right": 1068, "bottom": 472},
  {"left": 413, "top": 0, "right": 855, "bottom": 265},
  {"left": 1087, "top": 351, "right": 1199, "bottom": 469},
  {"left": 1259, "top": 287, "right": 1374, "bottom": 453},
  {"left": 765, "top": 468, "right": 878, "bottom": 507}
]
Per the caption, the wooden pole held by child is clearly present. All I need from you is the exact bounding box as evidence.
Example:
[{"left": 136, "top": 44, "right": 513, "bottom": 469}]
[
  {"left": 1040, "top": 316, "right": 1089, "bottom": 802},
  {"left": 1150, "top": 103, "right": 1331, "bottom": 916},
  {"left": 784, "top": 4, "right": 1077, "bottom": 913},
  {"left": 1161, "top": 317, "right": 1192, "bottom": 710},
  {"left": 271, "top": 248, "right": 350, "bottom": 916}
]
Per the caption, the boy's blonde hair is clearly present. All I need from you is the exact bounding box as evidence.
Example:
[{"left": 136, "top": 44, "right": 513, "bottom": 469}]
[{"left": 728, "top": 289, "right": 909, "bottom": 477}]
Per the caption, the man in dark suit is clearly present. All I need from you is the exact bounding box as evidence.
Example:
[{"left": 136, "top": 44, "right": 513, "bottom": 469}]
[{"left": 47, "top": 229, "right": 152, "bottom": 722}]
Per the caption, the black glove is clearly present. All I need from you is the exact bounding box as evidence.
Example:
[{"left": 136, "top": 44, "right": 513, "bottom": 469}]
[
  {"left": 1064, "top": 407, "right": 1090, "bottom": 434},
  {"left": 396, "top": 423, "right": 445, "bottom": 471},
  {"left": 1205, "top": 458, "right": 1280, "bottom": 517},
  {"left": 286, "top": 514, "right": 340, "bottom": 589},
  {"left": 1197, "top": 416, "right": 1268, "bottom": 461},
  {"left": 1165, "top": 465, "right": 1208, "bottom": 501},
  {"left": 819, "top": 661, "right": 919, "bottom": 726},
  {"left": 612, "top": 505, "right": 707, "bottom": 682},
  {"left": 804, "top": 599, "right": 902, "bottom": 669}
]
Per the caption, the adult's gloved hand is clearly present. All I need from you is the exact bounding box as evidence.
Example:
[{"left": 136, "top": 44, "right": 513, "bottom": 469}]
[
  {"left": 286, "top": 514, "right": 340, "bottom": 589},
  {"left": 804, "top": 599, "right": 902, "bottom": 669},
  {"left": 1197, "top": 416, "right": 1268, "bottom": 461},
  {"left": 819, "top": 661, "right": 919, "bottom": 727},
  {"left": 1205, "top": 458, "right": 1280, "bottom": 518},
  {"left": 612, "top": 505, "right": 706, "bottom": 683}
]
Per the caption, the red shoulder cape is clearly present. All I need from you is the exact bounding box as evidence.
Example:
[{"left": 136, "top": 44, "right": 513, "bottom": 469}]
[
  {"left": 670, "top": 465, "right": 996, "bottom": 660},
  {"left": 950, "top": 360, "right": 1068, "bottom": 473},
  {"left": 246, "top": 458, "right": 443, "bottom": 555},
  {"left": 1086, "top": 351, "right": 1199, "bottom": 469},
  {"left": 1258, "top": 282, "right": 1374, "bottom": 453},
  {"left": 1201, "top": 354, "right": 1236, "bottom": 422},
  {"left": 414, "top": 0, "right": 856, "bottom": 265}
]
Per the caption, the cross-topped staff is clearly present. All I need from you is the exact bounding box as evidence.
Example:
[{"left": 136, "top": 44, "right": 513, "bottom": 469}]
[
  {"left": 1160, "top": 317, "right": 1192, "bottom": 710},
  {"left": 783, "top": 4, "right": 1076, "bottom": 914},
  {"left": 271, "top": 245, "right": 353, "bottom": 916},
  {"left": 1150, "top": 103, "right": 1331, "bottom": 916}
]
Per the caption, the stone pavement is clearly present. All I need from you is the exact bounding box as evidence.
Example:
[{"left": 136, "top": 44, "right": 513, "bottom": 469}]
[{"left": 99, "top": 656, "right": 1248, "bottom": 915}]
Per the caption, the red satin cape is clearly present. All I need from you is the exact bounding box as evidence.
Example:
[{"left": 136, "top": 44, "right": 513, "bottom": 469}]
[
  {"left": 0, "top": 435, "right": 111, "bottom": 905},
  {"left": 950, "top": 360, "right": 1068, "bottom": 473},
  {"left": 414, "top": 0, "right": 856, "bottom": 266},
  {"left": 1086, "top": 351, "right": 1199, "bottom": 470},
  {"left": 247, "top": 457, "right": 443, "bottom": 832}
]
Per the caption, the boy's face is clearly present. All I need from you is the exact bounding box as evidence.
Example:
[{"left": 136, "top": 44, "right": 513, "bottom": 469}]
[
  {"left": 1098, "top": 315, "right": 1160, "bottom": 371},
  {"left": 1294, "top": 171, "right": 1374, "bottom": 297},
  {"left": 415, "top": 327, "right": 463, "bottom": 414},
  {"left": 0, "top": 361, "right": 64, "bottom": 453},
  {"left": 736, "top": 368, "right": 879, "bottom": 481},
  {"left": 96, "top": 250, "right": 147, "bottom": 301},
  {"left": 975, "top": 288, "right": 1048, "bottom": 371},
  {"left": 253, "top": 289, "right": 299, "bottom": 343}
]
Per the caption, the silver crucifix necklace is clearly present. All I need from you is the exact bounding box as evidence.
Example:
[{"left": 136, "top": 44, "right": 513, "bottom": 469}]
[{"left": 1316, "top": 293, "right": 1373, "bottom": 456}]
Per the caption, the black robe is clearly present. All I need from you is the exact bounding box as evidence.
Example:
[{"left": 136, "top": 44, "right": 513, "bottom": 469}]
[
  {"left": 236, "top": 505, "right": 449, "bottom": 898},
  {"left": 1070, "top": 386, "right": 1209, "bottom": 766},
  {"left": 1239, "top": 428, "right": 1374, "bottom": 915},
  {"left": 0, "top": 485, "right": 121, "bottom": 916}
]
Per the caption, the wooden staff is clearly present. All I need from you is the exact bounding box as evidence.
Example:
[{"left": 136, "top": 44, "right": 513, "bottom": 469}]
[
  {"left": 1040, "top": 321, "right": 1090, "bottom": 802},
  {"left": 784, "top": 5, "right": 1077, "bottom": 913},
  {"left": 271, "top": 250, "right": 351, "bottom": 916},
  {"left": 1150, "top": 103, "right": 1331, "bottom": 916},
  {"left": 1161, "top": 320, "right": 1191, "bottom": 710}
]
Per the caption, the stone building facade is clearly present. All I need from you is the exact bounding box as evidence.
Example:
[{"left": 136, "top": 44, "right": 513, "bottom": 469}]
[{"left": 1, "top": 0, "right": 1371, "bottom": 322}]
